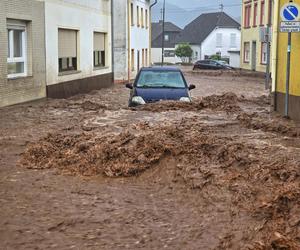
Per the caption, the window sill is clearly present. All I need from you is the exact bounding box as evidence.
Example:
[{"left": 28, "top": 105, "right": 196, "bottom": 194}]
[
  {"left": 7, "top": 75, "right": 32, "bottom": 80},
  {"left": 244, "top": 61, "right": 250, "bottom": 64},
  {"left": 93, "top": 66, "right": 109, "bottom": 71},
  {"left": 58, "top": 70, "right": 81, "bottom": 76}
]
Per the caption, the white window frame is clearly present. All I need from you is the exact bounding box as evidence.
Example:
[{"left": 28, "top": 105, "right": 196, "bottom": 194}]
[{"left": 7, "top": 22, "right": 27, "bottom": 79}]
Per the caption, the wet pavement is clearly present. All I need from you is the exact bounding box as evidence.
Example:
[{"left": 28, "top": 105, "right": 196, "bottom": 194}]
[{"left": 1, "top": 69, "right": 300, "bottom": 249}]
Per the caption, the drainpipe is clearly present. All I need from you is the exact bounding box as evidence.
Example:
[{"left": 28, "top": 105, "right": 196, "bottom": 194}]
[
  {"left": 272, "top": 0, "right": 279, "bottom": 111},
  {"left": 265, "top": 0, "right": 272, "bottom": 90},
  {"left": 128, "top": 0, "right": 131, "bottom": 81},
  {"left": 149, "top": 0, "right": 158, "bottom": 66},
  {"left": 111, "top": 0, "right": 114, "bottom": 82}
]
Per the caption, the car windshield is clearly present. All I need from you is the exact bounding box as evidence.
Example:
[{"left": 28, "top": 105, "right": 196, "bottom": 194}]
[
  {"left": 136, "top": 71, "right": 186, "bottom": 88},
  {"left": 217, "top": 60, "right": 228, "bottom": 65}
]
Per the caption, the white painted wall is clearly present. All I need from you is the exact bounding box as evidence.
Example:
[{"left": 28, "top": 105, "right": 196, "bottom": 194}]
[
  {"left": 228, "top": 52, "right": 241, "bottom": 68},
  {"left": 201, "top": 27, "right": 241, "bottom": 60},
  {"left": 130, "top": 0, "right": 150, "bottom": 79},
  {"left": 151, "top": 48, "right": 182, "bottom": 64},
  {"left": 44, "top": 0, "right": 112, "bottom": 86}
]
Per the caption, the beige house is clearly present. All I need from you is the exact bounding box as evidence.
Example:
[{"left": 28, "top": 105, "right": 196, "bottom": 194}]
[
  {"left": 0, "top": 0, "right": 46, "bottom": 107},
  {"left": 240, "top": 0, "right": 273, "bottom": 72}
]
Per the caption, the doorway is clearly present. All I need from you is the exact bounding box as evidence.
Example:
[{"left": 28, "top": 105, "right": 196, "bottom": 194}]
[{"left": 251, "top": 41, "right": 256, "bottom": 71}]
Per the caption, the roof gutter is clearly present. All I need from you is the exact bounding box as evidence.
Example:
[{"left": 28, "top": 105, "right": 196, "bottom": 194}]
[
  {"left": 150, "top": 0, "right": 158, "bottom": 8},
  {"left": 149, "top": 0, "right": 158, "bottom": 65}
]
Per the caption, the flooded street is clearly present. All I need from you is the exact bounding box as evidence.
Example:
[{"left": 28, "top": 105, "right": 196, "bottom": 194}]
[{"left": 1, "top": 70, "right": 300, "bottom": 249}]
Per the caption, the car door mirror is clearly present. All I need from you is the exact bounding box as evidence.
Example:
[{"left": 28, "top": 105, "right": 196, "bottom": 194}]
[
  {"left": 125, "top": 83, "right": 133, "bottom": 89},
  {"left": 189, "top": 84, "right": 196, "bottom": 90}
]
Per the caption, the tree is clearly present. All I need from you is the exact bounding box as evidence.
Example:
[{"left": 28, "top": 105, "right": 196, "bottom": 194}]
[{"left": 175, "top": 43, "right": 193, "bottom": 63}]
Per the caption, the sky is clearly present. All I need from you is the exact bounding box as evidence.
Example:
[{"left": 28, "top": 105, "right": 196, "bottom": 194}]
[{"left": 152, "top": 0, "right": 242, "bottom": 28}]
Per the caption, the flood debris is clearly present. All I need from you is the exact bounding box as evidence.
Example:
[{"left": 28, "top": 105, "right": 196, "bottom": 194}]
[
  {"left": 4, "top": 77, "right": 300, "bottom": 249},
  {"left": 131, "top": 92, "right": 241, "bottom": 113}
]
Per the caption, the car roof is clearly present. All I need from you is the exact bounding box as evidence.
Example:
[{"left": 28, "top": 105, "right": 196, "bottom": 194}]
[{"left": 140, "top": 66, "right": 181, "bottom": 72}]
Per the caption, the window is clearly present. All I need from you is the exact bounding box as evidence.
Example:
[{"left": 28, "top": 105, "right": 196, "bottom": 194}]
[
  {"left": 195, "top": 51, "right": 199, "bottom": 58},
  {"left": 131, "top": 3, "right": 134, "bottom": 26},
  {"left": 244, "top": 5, "right": 251, "bottom": 28},
  {"left": 164, "top": 50, "right": 175, "bottom": 57},
  {"left": 7, "top": 20, "right": 27, "bottom": 78},
  {"left": 216, "top": 33, "right": 222, "bottom": 48},
  {"left": 93, "top": 32, "right": 106, "bottom": 68},
  {"left": 244, "top": 42, "right": 250, "bottom": 63},
  {"left": 137, "top": 6, "right": 140, "bottom": 27},
  {"left": 253, "top": 3, "right": 258, "bottom": 27},
  {"left": 145, "top": 49, "right": 148, "bottom": 66},
  {"left": 141, "top": 8, "right": 144, "bottom": 28},
  {"left": 58, "top": 29, "right": 77, "bottom": 73},
  {"left": 142, "top": 49, "right": 145, "bottom": 67},
  {"left": 131, "top": 49, "right": 135, "bottom": 71},
  {"left": 164, "top": 34, "right": 169, "bottom": 41},
  {"left": 261, "top": 42, "right": 267, "bottom": 64},
  {"left": 145, "top": 9, "right": 148, "bottom": 29},
  {"left": 230, "top": 33, "right": 237, "bottom": 48},
  {"left": 260, "top": 1, "right": 265, "bottom": 25}
]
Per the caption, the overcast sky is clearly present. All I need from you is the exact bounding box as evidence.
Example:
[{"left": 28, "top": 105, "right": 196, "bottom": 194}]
[{"left": 152, "top": 0, "right": 242, "bottom": 28}]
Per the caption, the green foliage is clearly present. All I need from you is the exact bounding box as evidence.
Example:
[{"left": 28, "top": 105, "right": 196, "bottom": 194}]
[
  {"left": 175, "top": 43, "right": 193, "bottom": 63},
  {"left": 210, "top": 54, "right": 221, "bottom": 60}
]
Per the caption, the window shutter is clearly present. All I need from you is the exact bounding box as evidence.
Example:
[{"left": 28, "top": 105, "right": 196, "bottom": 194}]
[
  {"left": 58, "top": 29, "right": 77, "bottom": 58},
  {"left": 94, "top": 32, "right": 105, "bottom": 51}
]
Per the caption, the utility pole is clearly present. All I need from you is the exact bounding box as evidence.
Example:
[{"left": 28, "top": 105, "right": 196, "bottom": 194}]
[
  {"left": 285, "top": 31, "right": 292, "bottom": 117},
  {"left": 265, "top": 0, "right": 272, "bottom": 90},
  {"left": 161, "top": 0, "right": 166, "bottom": 66}
]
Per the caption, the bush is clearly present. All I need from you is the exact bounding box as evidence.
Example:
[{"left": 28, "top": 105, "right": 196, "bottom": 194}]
[{"left": 175, "top": 43, "right": 193, "bottom": 63}]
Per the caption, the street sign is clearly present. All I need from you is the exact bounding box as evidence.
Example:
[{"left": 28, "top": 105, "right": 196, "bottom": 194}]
[
  {"left": 280, "top": 21, "right": 300, "bottom": 32},
  {"left": 281, "top": 3, "right": 300, "bottom": 21},
  {"left": 280, "top": 3, "right": 300, "bottom": 32}
]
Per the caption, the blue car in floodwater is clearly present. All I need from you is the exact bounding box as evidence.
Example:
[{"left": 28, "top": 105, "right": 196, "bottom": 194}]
[{"left": 126, "top": 67, "right": 196, "bottom": 107}]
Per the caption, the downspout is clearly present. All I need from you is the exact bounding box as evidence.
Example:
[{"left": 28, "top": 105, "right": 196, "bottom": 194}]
[
  {"left": 111, "top": 0, "right": 114, "bottom": 83},
  {"left": 127, "top": 0, "right": 131, "bottom": 81},
  {"left": 149, "top": 0, "right": 158, "bottom": 66},
  {"left": 272, "top": 0, "right": 279, "bottom": 110}
]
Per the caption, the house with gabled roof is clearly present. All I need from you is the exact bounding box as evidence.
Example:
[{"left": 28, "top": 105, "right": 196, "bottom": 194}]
[
  {"left": 175, "top": 12, "right": 241, "bottom": 65},
  {"left": 151, "top": 21, "right": 182, "bottom": 64}
]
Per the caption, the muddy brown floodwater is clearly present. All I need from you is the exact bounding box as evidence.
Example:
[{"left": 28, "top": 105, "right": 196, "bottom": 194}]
[{"left": 1, "top": 69, "right": 300, "bottom": 250}]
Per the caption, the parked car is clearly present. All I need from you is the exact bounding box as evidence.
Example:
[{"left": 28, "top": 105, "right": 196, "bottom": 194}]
[
  {"left": 125, "top": 67, "right": 196, "bottom": 107},
  {"left": 193, "top": 60, "right": 234, "bottom": 70}
]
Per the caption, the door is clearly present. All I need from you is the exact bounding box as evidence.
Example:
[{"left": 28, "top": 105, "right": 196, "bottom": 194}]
[
  {"left": 137, "top": 50, "right": 140, "bottom": 72},
  {"left": 251, "top": 41, "right": 256, "bottom": 71}
]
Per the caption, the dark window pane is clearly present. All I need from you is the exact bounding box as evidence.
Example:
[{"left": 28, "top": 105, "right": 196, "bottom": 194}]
[
  {"left": 7, "top": 62, "right": 24, "bottom": 75},
  {"left": 59, "top": 57, "right": 77, "bottom": 72},
  {"left": 13, "top": 30, "right": 23, "bottom": 57},
  {"left": 101, "top": 51, "right": 105, "bottom": 66},
  {"left": 7, "top": 29, "right": 11, "bottom": 58}
]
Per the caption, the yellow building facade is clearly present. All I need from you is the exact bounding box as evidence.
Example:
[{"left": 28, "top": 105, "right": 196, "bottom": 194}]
[
  {"left": 272, "top": 0, "right": 300, "bottom": 120},
  {"left": 240, "top": 0, "right": 272, "bottom": 72}
]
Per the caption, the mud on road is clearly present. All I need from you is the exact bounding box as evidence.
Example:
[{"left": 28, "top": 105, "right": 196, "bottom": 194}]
[{"left": 1, "top": 71, "right": 300, "bottom": 249}]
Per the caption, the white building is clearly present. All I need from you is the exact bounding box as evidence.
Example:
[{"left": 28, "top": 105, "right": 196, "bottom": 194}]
[
  {"left": 113, "top": 0, "right": 151, "bottom": 82},
  {"left": 43, "top": 0, "right": 113, "bottom": 98},
  {"left": 175, "top": 12, "right": 241, "bottom": 66}
]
